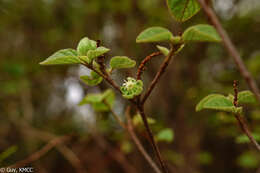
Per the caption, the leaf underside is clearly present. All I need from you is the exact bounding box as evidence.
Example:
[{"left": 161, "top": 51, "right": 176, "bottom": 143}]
[
  {"left": 136, "top": 27, "right": 173, "bottom": 43},
  {"left": 110, "top": 56, "right": 136, "bottom": 69}
]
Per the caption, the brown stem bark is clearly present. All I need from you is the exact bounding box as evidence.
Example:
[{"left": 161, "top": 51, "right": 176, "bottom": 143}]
[
  {"left": 105, "top": 103, "right": 162, "bottom": 173},
  {"left": 137, "top": 105, "right": 168, "bottom": 173},
  {"left": 9, "top": 135, "right": 72, "bottom": 168},
  {"left": 141, "top": 48, "right": 175, "bottom": 105},
  {"left": 235, "top": 114, "right": 260, "bottom": 151}
]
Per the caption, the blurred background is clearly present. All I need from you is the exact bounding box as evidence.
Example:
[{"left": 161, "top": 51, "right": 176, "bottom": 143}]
[{"left": 1, "top": 0, "right": 260, "bottom": 172}]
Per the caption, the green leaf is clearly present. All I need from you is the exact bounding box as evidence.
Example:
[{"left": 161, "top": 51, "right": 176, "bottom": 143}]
[
  {"left": 120, "top": 140, "right": 133, "bottom": 154},
  {"left": 182, "top": 24, "right": 221, "bottom": 42},
  {"left": 132, "top": 114, "right": 156, "bottom": 126},
  {"left": 87, "top": 46, "right": 110, "bottom": 62},
  {"left": 167, "top": 0, "right": 201, "bottom": 22},
  {"left": 80, "top": 71, "right": 103, "bottom": 86},
  {"left": 197, "top": 152, "right": 213, "bottom": 165},
  {"left": 0, "top": 145, "right": 18, "bottom": 163},
  {"left": 77, "top": 37, "right": 97, "bottom": 56},
  {"left": 237, "top": 151, "right": 259, "bottom": 169},
  {"left": 110, "top": 56, "right": 136, "bottom": 69},
  {"left": 136, "top": 27, "right": 174, "bottom": 43},
  {"left": 236, "top": 133, "right": 260, "bottom": 144},
  {"left": 156, "top": 128, "right": 174, "bottom": 143},
  {"left": 175, "top": 44, "right": 185, "bottom": 54},
  {"left": 156, "top": 45, "right": 170, "bottom": 56},
  {"left": 238, "top": 90, "right": 257, "bottom": 104},
  {"left": 39, "top": 49, "right": 82, "bottom": 65},
  {"left": 196, "top": 94, "right": 242, "bottom": 114},
  {"left": 79, "top": 89, "right": 115, "bottom": 112},
  {"left": 79, "top": 94, "right": 103, "bottom": 105}
]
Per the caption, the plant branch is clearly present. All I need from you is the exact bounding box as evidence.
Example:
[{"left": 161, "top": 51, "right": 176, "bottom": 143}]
[
  {"left": 103, "top": 100, "right": 126, "bottom": 129},
  {"left": 83, "top": 63, "right": 122, "bottom": 93},
  {"left": 137, "top": 105, "right": 168, "bottom": 173},
  {"left": 233, "top": 80, "right": 260, "bottom": 151},
  {"left": 125, "top": 107, "right": 162, "bottom": 173},
  {"left": 8, "top": 102, "right": 85, "bottom": 173},
  {"left": 234, "top": 114, "right": 260, "bottom": 151},
  {"left": 197, "top": 0, "right": 260, "bottom": 103},
  {"left": 137, "top": 51, "right": 162, "bottom": 80},
  {"left": 141, "top": 47, "right": 175, "bottom": 105},
  {"left": 104, "top": 102, "right": 162, "bottom": 173},
  {"left": 91, "top": 130, "right": 137, "bottom": 173},
  {"left": 9, "top": 135, "right": 72, "bottom": 168}
]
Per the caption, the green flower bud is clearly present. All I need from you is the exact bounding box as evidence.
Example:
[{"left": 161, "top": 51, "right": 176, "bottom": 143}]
[{"left": 120, "top": 77, "right": 143, "bottom": 99}]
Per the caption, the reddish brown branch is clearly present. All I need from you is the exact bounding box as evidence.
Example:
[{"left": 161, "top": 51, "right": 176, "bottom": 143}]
[
  {"left": 91, "top": 131, "right": 137, "bottom": 173},
  {"left": 105, "top": 104, "right": 162, "bottom": 173},
  {"left": 235, "top": 114, "right": 260, "bottom": 151},
  {"left": 233, "top": 80, "right": 238, "bottom": 106},
  {"left": 141, "top": 48, "right": 175, "bottom": 105},
  {"left": 9, "top": 135, "right": 72, "bottom": 168},
  {"left": 137, "top": 105, "right": 168, "bottom": 173},
  {"left": 125, "top": 107, "right": 162, "bottom": 173},
  {"left": 233, "top": 80, "right": 260, "bottom": 151},
  {"left": 137, "top": 52, "right": 162, "bottom": 80},
  {"left": 197, "top": 0, "right": 260, "bottom": 103},
  {"left": 83, "top": 63, "right": 122, "bottom": 93}
]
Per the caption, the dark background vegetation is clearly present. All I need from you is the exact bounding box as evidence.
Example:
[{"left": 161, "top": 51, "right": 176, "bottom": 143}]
[{"left": 1, "top": 0, "right": 260, "bottom": 172}]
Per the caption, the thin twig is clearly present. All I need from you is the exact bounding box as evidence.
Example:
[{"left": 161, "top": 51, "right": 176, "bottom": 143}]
[
  {"left": 137, "top": 51, "right": 162, "bottom": 80},
  {"left": 91, "top": 130, "right": 138, "bottom": 173},
  {"left": 141, "top": 47, "right": 175, "bottom": 105},
  {"left": 26, "top": 129, "right": 85, "bottom": 173},
  {"left": 197, "top": 0, "right": 260, "bottom": 103},
  {"left": 234, "top": 114, "right": 260, "bottom": 151},
  {"left": 9, "top": 135, "right": 72, "bottom": 168},
  {"left": 8, "top": 103, "right": 85, "bottom": 173},
  {"left": 125, "top": 107, "right": 162, "bottom": 173},
  {"left": 83, "top": 62, "right": 122, "bottom": 93},
  {"left": 103, "top": 100, "right": 126, "bottom": 129},
  {"left": 104, "top": 102, "right": 162, "bottom": 173},
  {"left": 137, "top": 105, "right": 168, "bottom": 173},
  {"left": 233, "top": 80, "right": 260, "bottom": 152}
]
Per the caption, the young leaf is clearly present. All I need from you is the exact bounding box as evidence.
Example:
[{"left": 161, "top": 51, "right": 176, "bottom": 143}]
[
  {"left": 80, "top": 71, "right": 103, "bottom": 86},
  {"left": 175, "top": 44, "right": 185, "bottom": 54},
  {"left": 236, "top": 133, "right": 260, "bottom": 144},
  {"left": 238, "top": 90, "right": 257, "bottom": 104},
  {"left": 133, "top": 114, "right": 156, "bottom": 126},
  {"left": 87, "top": 46, "right": 110, "bottom": 61},
  {"left": 77, "top": 37, "right": 97, "bottom": 56},
  {"left": 167, "top": 0, "right": 201, "bottom": 22},
  {"left": 79, "top": 94, "right": 103, "bottom": 105},
  {"left": 237, "top": 151, "right": 259, "bottom": 169},
  {"left": 79, "top": 89, "right": 115, "bottom": 112},
  {"left": 110, "top": 56, "right": 136, "bottom": 69},
  {"left": 39, "top": 49, "right": 82, "bottom": 65},
  {"left": 156, "top": 45, "right": 170, "bottom": 56},
  {"left": 196, "top": 94, "right": 242, "bottom": 114},
  {"left": 136, "top": 27, "right": 174, "bottom": 43},
  {"left": 182, "top": 24, "right": 221, "bottom": 42},
  {"left": 156, "top": 128, "right": 174, "bottom": 143},
  {"left": 0, "top": 146, "right": 18, "bottom": 163}
]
